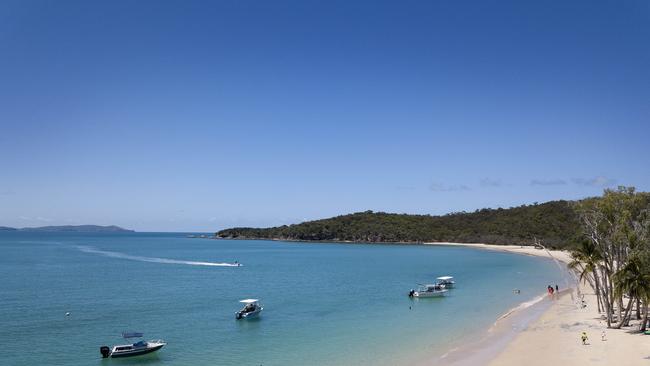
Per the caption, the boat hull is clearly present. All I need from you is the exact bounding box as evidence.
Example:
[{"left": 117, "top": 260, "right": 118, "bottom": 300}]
[
  {"left": 110, "top": 343, "right": 165, "bottom": 358},
  {"left": 413, "top": 290, "right": 447, "bottom": 298},
  {"left": 236, "top": 308, "right": 262, "bottom": 319}
]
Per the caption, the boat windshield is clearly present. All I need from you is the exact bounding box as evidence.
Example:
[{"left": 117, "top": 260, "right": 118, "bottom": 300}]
[{"left": 133, "top": 341, "right": 147, "bottom": 347}]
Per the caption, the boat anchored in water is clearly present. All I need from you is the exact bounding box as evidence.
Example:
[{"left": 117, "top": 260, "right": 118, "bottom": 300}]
[
  {"left": 408, "top": 284, "right": 448, "bottom": 298},
  {"left": 100, "top": 332, "right": 166, "bottom": 359},
  {"left": 436, "top": 276, "right": 456, "bottom": 288},
  {"left": 235, "top": 299, "right": 263, "bottom": 319}
]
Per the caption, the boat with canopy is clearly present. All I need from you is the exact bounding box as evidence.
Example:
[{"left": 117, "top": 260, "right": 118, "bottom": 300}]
[
  {"left": 235, "top": 299, "right": 263, "bottom": 319},
  {"left": 436, "top": 276, "right": 456, "bottom": 288},
  {"left": 408, "top": 284, "right": 448, "bottom": 298},
  {"left": 100, "top": 332, "right": 166, "bottom": 358}
]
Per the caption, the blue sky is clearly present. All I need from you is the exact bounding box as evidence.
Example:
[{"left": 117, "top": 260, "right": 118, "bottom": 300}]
[{"left": 1, "top": 0, "right": 648, "bottom": 231}]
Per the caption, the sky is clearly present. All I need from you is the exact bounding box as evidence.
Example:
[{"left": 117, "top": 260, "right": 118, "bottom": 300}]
[{"left": 0, "top": 0, "right": 649, "bottom": 232}]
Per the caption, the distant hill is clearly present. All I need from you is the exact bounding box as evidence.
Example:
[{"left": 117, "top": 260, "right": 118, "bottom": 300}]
[
  {"left": 0, "top": 225, "right": 134, "bottom": 233},
  {"left": 216, "top": 200, "right": 582, "bottom": 249}
]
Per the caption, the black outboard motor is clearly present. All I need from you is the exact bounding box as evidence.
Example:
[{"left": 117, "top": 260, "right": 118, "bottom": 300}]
[
  {"left": 235, "top": 312, "right": 242, "bottom": 320},
  {"left": 100, "top": 346, "right": 111, "bottom": 358},
  {"left": 408, "top": 289, "right": 415, "bottom": 297}
]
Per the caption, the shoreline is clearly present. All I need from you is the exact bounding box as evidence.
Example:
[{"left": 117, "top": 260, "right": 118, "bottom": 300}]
[
  {"left": 414, "top": 242, "right": 574, "bottom": 366},
  {"left": 239, "top": 238, "right": 577, "bottom": 365},
  {"left": 420, "top": 242, "right": 574, "bottom": 264},
  {"left": 488, "top": 273, "right": 649, "bottom": 365},
  {"left": 217, "top": 237, "right": 647, "bottom": 365},
  {"left": 419, "top": 242, "right": 649, "bottom": 366}
]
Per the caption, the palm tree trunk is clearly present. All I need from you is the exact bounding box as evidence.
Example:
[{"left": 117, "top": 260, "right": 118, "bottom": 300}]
[
  {"left": 636, "top": 298, "right": 641, "bottom": 320},
  {"left": 604, "top": 288, "right": 612, "bottom": 327},
  {"left": 617, "top": 296, "right": 624, "bottom": 327},
  {"left": 615, "top": 296, "right": 634, "bottom": 329},
  {"left": 601, "top": 267, "right": 614, "bottom": 327},
  {"left": 642, "top": 302, "right": 649, "bottom": 332},
  {"left": 594, "top": 273, "right": 602, "bottom": 313}
]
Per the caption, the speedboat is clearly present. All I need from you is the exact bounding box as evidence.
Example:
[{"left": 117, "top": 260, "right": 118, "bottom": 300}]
[
  {"left": 408, "top": 284, "right": 448, "bottom": 298},
  {"left": 235, "top": 299, "right": 263, "bottom": 320},
  {"left": 100, "top": 332, "right": 166, "bottom": 358},
  {"left": 436, "top": 276, "right": 456, "bottom": 288}
]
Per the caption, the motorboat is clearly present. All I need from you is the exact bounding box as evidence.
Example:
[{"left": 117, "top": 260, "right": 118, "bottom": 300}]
[
  {"left": 436, "top": 276, "right": 456, "bottom": 288},
  {"left": 100, "top": 332, "right": 166, "bottom": 358},
  {"left": 235, "top": 299, "right": 263, "bottom": 319},
  {"left": 408, "top": 284, "right": 448, "bottom": 298}
]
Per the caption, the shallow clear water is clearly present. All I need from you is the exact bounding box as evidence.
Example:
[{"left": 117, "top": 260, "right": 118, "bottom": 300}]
[{"left": 0, "top": 233, "right": 566, "bottom": 366}]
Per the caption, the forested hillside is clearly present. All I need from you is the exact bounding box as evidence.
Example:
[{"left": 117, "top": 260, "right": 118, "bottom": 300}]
[{"left": 216, "top": 200, "right": 583, "bottom": 249}]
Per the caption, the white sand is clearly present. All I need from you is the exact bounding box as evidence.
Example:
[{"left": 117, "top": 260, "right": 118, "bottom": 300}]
[
  {"left": 421, "top": 242, "right": 649, "bottom": 365},
  {"left": 489, "top": 280, "right": 649, "bottom": 365},
  {"left": 421, "top": 242, "right": 573, "bottom": 264}
]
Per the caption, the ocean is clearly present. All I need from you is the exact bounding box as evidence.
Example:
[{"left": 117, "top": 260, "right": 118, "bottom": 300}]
[{"left": 0, "top": 232, "right": 567, "bottom": 366}]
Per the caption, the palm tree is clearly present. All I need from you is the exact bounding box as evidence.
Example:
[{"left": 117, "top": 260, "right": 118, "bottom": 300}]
[
  {"left": 568, "top": 239, "right": 604, "bottom": 312},
  {"left": 613, "top": 255, "right": 650, "bottom": 330}
]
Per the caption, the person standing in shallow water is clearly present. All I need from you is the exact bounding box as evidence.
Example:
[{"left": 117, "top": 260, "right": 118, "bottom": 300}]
[
  {"left": 555, "top": 284, "right": 559, "bottom": 292},
  {"left": 547, "top": 285, "right": 555, "bottom": 296}
]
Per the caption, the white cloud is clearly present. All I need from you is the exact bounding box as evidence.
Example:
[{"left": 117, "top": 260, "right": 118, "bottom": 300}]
[
  {"left": 480, "top": 178, "right": 504, "bottom": 187},
  {"left": 572, "top": 176, "right": 617, "bottom": 187},
  {"left": 530, "top": 179, "right": 567, "bottom": 186},
  {"left": 429, "top": 182, "right": 471, "bottom": 192}
]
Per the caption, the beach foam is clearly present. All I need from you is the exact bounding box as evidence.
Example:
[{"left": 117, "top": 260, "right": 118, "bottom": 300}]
[
  {"left": 75, "top": 245, "right": 241, "bottom": 267},
  {"left": 495, "top": 294, "right": 546, "bottom": 323}
]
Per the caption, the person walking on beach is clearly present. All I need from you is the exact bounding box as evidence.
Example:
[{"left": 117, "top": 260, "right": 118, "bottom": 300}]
[
  {"left": 581, "top": 332, "right": 588, "bottom": 345},
  {"left": 555, "top": 284, "right": 559, "bottom": 292}
]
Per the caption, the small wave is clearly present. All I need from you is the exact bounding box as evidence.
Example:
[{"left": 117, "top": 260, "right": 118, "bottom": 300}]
[
  {"left": 439, "top": 347, "right": 459, "bottom": 359},
  {"left": 496, "top": 295, "right": 546, "bottom": 322},
  {"left": 75, "top": 245, "right": 241, "bottom": 267}
]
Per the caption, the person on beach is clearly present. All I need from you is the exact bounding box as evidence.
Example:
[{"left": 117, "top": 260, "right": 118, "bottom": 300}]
[
  {"left": 555, "top": 284, "right": 559, "bottom": 292},
  {"left": 601, "top": 331, "right": 606, "bottom": 341},
  {"left": 581, "top": 332, "right": 588, "bottom": 345}
]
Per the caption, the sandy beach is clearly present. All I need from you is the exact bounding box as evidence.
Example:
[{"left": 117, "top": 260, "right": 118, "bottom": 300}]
[
  {"left": 422, "top": 242, "right": 649, "bottom": 365},
  {"left": 422, "top": 242, "right": 574, "bottom": 264}
]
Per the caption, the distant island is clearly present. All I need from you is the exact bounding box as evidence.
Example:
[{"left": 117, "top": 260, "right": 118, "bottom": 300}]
[
  {"left": 0, "top": 225, "right": 134, "bottom": 232},
  {"left": 216, "top": 200, "right": 581, "bottom": 249}
]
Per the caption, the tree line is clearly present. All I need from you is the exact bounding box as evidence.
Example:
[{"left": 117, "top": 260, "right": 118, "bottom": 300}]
[
  {"left": 569, "top": 187, "right": 650, "bottom": 330},
  {"left": 216, "top": 200, "right": 583, "bottom": 249}
]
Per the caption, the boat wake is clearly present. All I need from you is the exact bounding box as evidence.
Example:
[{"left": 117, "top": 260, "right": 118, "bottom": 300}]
[{"left": 75, "top": 246, "right": 241, "bottom": 267}]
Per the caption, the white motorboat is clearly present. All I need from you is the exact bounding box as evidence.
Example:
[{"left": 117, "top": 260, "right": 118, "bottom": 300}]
[
  {"left": 408, "top": 284, "right": 448, "bottom": 298},
  {"left": 235, "top": 299, "right": 263, "bottom": 319},
  {"left": 436, "top": 276, "right": 456, "bottom": 288},
  {"left": 100, "top": 332, "right": 166, "bottom": 358}
]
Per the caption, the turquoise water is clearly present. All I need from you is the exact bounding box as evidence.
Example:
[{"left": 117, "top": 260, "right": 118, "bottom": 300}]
[{"left": 0, "top": 233, "right": 566, "bottom": 366}]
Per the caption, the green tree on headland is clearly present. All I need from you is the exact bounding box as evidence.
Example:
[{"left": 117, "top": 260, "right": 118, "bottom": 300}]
[{"left": 216, "top": 200, "right": 583, "bottom": 249}]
